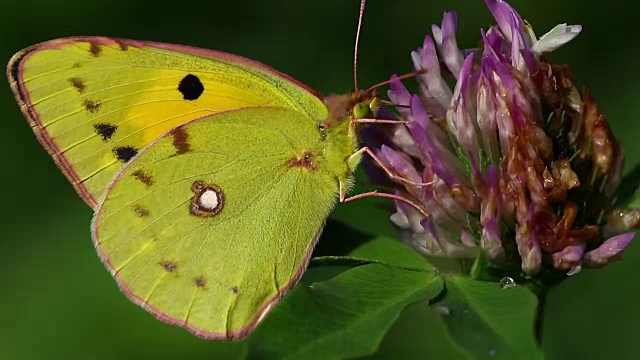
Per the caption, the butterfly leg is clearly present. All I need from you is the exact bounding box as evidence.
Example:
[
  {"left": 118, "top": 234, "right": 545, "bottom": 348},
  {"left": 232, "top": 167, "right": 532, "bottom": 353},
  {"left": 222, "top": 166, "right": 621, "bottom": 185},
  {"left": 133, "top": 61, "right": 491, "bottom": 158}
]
[
  {"left": 351, "top": 118, "right": 409, "bottom": 125},
  {"left": 339, "top": 186, "right": 429, "bottom": 217},
  {"left": 348, "top": 146, "right": 436, "bottom": 188},
  {"left": 340, "top": 147, "right": 430, "bottom": 217}
]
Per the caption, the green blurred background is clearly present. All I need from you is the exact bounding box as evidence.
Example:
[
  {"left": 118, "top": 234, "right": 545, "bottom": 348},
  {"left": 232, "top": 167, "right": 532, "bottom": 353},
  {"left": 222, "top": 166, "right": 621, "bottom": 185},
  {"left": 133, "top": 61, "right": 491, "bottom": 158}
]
[{"left": 1, "top": 0, "right": 638, "bottom": 358}]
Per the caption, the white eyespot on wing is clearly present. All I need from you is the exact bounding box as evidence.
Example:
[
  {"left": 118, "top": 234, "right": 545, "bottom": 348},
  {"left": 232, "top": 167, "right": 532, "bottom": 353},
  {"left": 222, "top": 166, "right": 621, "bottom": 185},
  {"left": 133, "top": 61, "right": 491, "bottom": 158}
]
[
  {"left": 199, "top": 189, "right": 220, "bottom": 210},
  {"left": 190, "top": 180, "right": 225, "bottom": 217}
]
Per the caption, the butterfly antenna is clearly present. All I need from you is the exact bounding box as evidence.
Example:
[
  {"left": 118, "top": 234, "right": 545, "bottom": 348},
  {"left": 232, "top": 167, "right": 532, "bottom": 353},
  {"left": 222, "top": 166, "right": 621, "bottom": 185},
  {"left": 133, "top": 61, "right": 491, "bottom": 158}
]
[
  {"left": 353, "top": 0, "right": 367, "bottom": 92},
  {"left": 363, "top": 69, "right": 428, "bottom": 94}
]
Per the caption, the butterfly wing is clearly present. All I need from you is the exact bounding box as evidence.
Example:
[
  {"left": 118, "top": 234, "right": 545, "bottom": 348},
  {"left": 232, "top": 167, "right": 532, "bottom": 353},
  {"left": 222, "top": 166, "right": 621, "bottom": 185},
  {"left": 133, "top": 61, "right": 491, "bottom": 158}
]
[
  {"left": 91, "top": 106, "right": 339, "bottom": 339},
  {"left": 8, "top": 37, "right": 328, "bottom": 208}
]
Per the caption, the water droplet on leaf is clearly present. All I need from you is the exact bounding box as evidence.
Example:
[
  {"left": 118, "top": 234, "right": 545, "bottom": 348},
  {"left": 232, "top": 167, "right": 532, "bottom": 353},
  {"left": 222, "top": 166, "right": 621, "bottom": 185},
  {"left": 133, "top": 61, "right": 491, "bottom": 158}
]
[
  {"left": 432, "top": 305, "right": 450, "bottom": 316},
  {"left": 499, "top": 277, "right": 516, "bottom": 289},
  {"left": 488, "top": 347, "right": 497, "bottom": 357}
]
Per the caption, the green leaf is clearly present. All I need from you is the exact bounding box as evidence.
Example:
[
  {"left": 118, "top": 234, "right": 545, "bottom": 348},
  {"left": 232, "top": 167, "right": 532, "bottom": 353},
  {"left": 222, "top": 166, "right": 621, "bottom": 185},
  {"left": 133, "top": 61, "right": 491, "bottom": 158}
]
[
  {"left": 311, "top": 235, "right": 433, "bottom": 271},
  {"left": 246, "top": 264, "right": 444, "bottom": 360},
  {"left": 348, "top": 236, "right": 433, "bottom": 271},
  {"left": 362, "top": 300, "right": 473, "bottom": 360},
  {"left": 433, "top": 276, "right": 542, "bottom": 360},
  {"left": 310, "top": 255, "right": 378, "bottom": 268}
]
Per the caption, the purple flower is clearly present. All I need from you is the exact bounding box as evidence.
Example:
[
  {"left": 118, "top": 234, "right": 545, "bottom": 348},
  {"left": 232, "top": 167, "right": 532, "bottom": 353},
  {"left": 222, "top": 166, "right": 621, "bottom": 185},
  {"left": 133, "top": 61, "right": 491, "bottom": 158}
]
[{"left": 371, "top": 0, "right": 636, "bottom": 279}]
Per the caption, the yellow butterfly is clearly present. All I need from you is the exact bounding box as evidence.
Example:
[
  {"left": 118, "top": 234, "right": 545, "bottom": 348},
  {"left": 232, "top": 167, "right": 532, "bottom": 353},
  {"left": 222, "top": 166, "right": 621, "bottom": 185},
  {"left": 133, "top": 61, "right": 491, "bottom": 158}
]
[{"left": 7, "top": 0, "right": 423, "bottom": 339}]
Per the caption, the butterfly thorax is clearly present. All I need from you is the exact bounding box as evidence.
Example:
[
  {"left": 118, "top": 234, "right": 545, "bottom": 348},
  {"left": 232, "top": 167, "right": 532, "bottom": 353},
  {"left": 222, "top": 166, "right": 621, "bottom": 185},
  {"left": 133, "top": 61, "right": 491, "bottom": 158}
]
[
  {"left": 322, "top": 92, "right": 377, "bottom": 128},
  {"left": 311, "top": 92, "right": 377, "bottom": 192}
]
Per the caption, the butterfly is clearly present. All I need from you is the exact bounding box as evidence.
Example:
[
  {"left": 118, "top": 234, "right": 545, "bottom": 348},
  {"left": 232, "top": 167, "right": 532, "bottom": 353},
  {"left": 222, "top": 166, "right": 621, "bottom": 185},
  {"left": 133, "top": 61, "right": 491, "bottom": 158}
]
[{"left": 6, "top": 0, "right": 424, "bottom": 340}]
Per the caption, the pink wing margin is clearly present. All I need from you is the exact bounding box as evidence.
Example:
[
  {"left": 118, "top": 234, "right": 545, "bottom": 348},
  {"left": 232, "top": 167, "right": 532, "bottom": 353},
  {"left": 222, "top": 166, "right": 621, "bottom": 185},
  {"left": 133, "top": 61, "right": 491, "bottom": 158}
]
[
  {"left": 6, "top": 36, "right": 323, "bottom": 209},
  {"left": 114, "top": 228, "right": 324, "bottom": 340}
]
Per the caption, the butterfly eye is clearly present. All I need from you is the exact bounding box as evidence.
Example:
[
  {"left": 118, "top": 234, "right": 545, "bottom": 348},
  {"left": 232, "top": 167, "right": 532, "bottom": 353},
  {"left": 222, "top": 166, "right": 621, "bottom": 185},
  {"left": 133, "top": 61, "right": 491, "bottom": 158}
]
[{"left": 351, "top": 101, "right": 371, "bottom": 119}]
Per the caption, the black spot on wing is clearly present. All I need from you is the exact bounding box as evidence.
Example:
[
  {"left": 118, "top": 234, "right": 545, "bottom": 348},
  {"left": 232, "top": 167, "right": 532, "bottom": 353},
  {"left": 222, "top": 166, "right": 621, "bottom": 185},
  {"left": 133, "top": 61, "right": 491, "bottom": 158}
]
[
  {"left": 116, "top": 41, "right": 129, "bottom": 51},
  {"left": 113, "top": 146, "right": 138, "bottom": 163},
  {"left": 93, "top": 123, "right": 117, "bottom": 142},
  {"left": 171, "top": 127, "right": 191, "bottom": 155},
  {"left": 68, "top": 77, "right": 86, "bottom": 93},
  {"left": 132, "top": 169, "right": 154, "bottom": 187},
  {"left": 133, "top": 204, "right": 150, "bottom": 218},
  {"left": 178, "top": 74, "right": 204, "bottom": 100},
  {"left": 195, "top": 276, "right": 207, "bottom": 288},
  {"left": 83, "top": 99, "right": 101, "bottom": 113},
  {"left": 160, "top": 261, "right": 177, "bottom": 272},
  {"left": 89, "top": 42, "right": 102, "bottom": 57}
]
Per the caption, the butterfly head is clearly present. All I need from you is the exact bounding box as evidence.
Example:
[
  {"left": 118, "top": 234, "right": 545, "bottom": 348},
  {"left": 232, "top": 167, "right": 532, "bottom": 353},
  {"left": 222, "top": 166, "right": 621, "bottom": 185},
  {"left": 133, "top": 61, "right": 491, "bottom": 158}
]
[
  {"left": 322, "top": 91, "right": 379, "bottom": 130},
  {"left": 352, "top": 92, "right": 380, "bottom": 120}
]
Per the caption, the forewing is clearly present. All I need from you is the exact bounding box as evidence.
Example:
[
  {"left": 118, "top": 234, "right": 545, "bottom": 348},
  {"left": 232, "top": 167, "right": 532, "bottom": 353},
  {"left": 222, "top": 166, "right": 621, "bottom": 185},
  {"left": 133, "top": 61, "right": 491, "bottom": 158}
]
[
  {"left": 8, "top": 37, "right": 328, "bottom": 208},
  {"left": 92, "top": 107, "right": 338, "bottom": 339}
]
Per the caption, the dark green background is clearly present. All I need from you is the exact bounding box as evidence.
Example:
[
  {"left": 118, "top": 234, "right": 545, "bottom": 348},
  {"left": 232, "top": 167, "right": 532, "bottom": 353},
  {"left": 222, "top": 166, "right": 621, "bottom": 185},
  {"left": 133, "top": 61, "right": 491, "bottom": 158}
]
[{"left": 1, "top": 0, "right": 637, "bottom": 358}]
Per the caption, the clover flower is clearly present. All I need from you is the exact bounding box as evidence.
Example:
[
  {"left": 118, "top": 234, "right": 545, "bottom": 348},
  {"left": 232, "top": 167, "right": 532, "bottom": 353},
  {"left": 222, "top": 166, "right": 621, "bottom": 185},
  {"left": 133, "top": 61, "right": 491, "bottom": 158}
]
[{"left": 371, "top": 0, "right": 637, "bottom": 281}]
